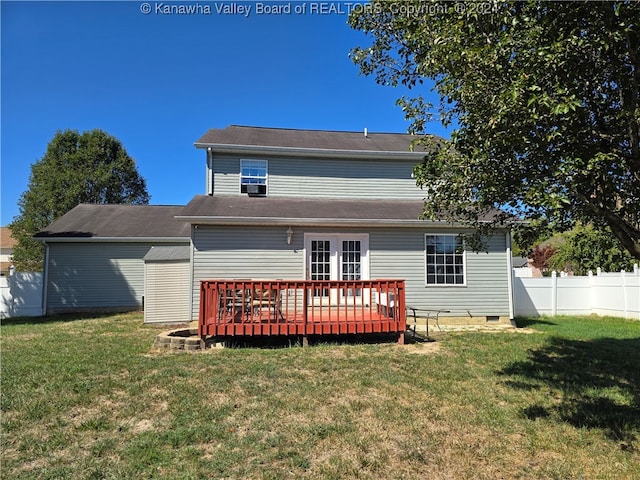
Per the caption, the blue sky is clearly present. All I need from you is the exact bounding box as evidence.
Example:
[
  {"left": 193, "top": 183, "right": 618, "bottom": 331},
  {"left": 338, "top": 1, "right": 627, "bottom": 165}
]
[{"left": 1, "top": 1, "right": 448, "bottom": 225}]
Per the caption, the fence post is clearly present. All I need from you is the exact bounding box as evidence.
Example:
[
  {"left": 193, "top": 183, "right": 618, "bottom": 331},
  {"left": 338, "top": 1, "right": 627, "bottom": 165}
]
[
  {"left": 551, "top": 271, "right": 557, "bottom": 316},
  {"left": 621, "top": 269, "right": 628, "bottom": 319}
]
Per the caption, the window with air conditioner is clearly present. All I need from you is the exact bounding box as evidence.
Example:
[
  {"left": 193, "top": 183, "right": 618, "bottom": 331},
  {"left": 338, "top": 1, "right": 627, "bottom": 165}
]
[{"left": 240, "top": 159, "right": 267, "bottom": 195}]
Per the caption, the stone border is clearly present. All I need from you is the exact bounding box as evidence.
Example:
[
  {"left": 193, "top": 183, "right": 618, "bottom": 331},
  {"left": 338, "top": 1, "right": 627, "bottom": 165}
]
[{"left": 153, "top": 327, "right": 207, "bottom": 351}]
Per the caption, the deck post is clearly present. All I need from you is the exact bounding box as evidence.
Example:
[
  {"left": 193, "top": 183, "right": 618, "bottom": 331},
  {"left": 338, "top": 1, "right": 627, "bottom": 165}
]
[
  {"left": 302, "top": 287, "right": 308, "bottom": 324},
  {"left": 302, "top": 335, "right": 308, "bottom": 347}
]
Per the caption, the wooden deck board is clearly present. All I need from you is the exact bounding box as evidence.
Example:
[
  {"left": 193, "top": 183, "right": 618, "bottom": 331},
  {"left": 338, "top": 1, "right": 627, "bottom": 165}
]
[{"left": 200, "top": 311, "right": 403, "bottom": 337}]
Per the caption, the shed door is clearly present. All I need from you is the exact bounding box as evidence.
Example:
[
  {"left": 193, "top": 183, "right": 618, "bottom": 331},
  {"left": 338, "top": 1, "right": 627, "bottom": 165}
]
[{"left": 144, "top": 260, "right": 191, "bottom": 323}]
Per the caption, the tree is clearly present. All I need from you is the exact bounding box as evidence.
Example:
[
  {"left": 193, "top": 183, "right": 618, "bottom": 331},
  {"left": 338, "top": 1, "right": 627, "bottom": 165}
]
[
  {"left": 529, "top": 244, "right": 557, "bottom": 275},
  {"left": 9, "top": 129, "right": 150, "bottom": 270},
  {"left": 546, "top": 224, "right": 636, "bottom": 275},
  {"left": 349, "top": 1, "right": 640, "bottom": 259}
]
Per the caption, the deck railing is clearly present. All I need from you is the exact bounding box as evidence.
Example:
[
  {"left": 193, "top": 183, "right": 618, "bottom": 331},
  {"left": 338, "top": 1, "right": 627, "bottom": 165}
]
[{"left": 199, "top": 279, "right": 406, "bottom": 343}]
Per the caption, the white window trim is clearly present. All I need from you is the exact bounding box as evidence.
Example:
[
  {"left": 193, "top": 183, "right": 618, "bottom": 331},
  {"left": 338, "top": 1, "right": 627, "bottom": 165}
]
[
  {"left": 424, "top": 234, "right": 467, "bottom": 287},
  {"left": 239, "top": 159, "right": 268, "bottom": 195}
]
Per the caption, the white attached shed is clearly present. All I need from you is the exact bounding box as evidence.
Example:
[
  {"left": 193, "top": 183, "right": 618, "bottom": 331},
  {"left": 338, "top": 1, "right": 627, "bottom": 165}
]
[{"left": 143, "top": 246, "right": 191, "bottom": 324}]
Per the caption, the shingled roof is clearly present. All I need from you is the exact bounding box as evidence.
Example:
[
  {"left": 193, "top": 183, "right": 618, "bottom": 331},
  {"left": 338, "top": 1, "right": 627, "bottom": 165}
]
[
  {"left": 194, "top": 125, "right": 436, "bottom": 155},
  {"left": 34, "top": 204, "right": 190, "bottom": 240},
  {"left": 177, "top": 195, "right": 454, "bottom": 226}
]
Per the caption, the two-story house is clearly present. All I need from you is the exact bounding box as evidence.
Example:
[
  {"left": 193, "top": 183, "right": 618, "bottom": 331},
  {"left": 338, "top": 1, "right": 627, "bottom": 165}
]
[{"left": 35, "top": 125, "right": 514, "bottom": 328}]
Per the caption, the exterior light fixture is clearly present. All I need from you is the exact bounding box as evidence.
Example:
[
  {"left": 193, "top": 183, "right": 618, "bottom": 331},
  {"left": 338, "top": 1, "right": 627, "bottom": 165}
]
[{"left": 286, "top": 226, "right": 293, "bottom": 245}]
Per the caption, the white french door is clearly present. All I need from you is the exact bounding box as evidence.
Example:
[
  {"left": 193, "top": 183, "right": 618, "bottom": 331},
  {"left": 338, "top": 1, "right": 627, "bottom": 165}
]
[{"left": 305, "top": 234, "right": 369, "bottom": 305}]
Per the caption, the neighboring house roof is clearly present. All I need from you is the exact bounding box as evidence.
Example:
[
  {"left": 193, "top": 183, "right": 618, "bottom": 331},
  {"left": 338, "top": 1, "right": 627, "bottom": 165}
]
[
  {"left": 143, "top": 246, "right": 191, "bottom": 262},
  {"left": 34, "top": 204, "right": 191, "bottom": 241},
  {"left": 177, "top": 195, "right": 499, "bottom": 227},
  {"left": 512, "top": 256, "right": 529, "bottom": 268},
  {"left": 194, "top": 125, "right": 437, "bottom": 158},
  {"left": 1, "top": 227, "right": 17, "bottom": 249}
]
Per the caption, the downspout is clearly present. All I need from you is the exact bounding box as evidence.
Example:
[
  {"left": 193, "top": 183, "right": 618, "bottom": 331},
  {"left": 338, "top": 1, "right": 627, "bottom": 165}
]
[
  {"left": 188, "top": 225, "right": 196, "bottom": 321},
  {"left": 41, "top": 241, "right": 49, "bottom": 316},
  {"left": 206, "top": 147, "right": 214, "bottom": 195},
  {"left": 505, "top": 231, "right": 514, "bottom": 321}
]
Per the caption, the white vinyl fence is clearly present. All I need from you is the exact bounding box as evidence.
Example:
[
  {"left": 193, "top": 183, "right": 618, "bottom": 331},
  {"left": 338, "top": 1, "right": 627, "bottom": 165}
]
[
  {"left": 0, "top": 272, "right": 44, "bottom": 319},
  {"left": 513, "top": 265, "right": 640, "bottom": 319}
]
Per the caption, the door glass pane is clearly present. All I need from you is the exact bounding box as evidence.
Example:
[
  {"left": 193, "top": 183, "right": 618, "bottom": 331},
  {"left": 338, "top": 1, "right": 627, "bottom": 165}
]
[
  {"left": 310, "top": 240, "right": 331, "bottom": 296},
  {"left": 341, "top": 240, "right": 362, "bottom": 297}
]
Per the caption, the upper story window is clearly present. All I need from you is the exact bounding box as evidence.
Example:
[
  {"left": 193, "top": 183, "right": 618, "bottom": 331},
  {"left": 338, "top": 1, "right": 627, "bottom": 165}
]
[
  {"left": 425, "top": 234, "right": 466, "bottom": 286},
  {"left": 240, "top": 159, "right": 268, "bottom": 195}
]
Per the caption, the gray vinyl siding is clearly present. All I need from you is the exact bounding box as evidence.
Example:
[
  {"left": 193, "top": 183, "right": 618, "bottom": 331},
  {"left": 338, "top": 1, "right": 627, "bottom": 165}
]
[
  {"left": 210, "top": 155, "right": 426, "bottom": 199},
  {"left": 191, "top": 225, "right": 304, "bottom": 318},
  {"left": 144, "top": 260, "right": 191, "bottom": 323},
  {"left": 369, "top": 229, "right": 510, "bottom": 317},
  {"left": 190, "top": 225, "right": 510, "bottom": 319},
  {"left": 46, "top": 242, "right": 185, "bottom": 313}
]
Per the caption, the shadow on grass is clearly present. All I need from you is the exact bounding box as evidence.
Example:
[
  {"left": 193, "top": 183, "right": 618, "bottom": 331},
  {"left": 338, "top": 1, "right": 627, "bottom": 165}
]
[
  {"left": 500, "top": 336, "right": 640, "bottom": 448},
  {"left": 0, "top": 311, "right": 138, "bottom": 327},
  {"left": 513, "top": 317, "right": 557, "bottom": 328},
  {"left": 222, "top": 333, "right": 405, "bottom": 349}
]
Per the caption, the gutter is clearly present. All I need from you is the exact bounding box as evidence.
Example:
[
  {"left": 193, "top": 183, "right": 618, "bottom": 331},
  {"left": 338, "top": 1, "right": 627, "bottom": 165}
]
[
  {"left": 32, "top": 237, "right": 191, "bottom": 243},
  {"left": 193, "top": 142, "right": 426, "bottom": 161},
  {"left": 175, "top": 215, "right": 500, "bottom": 229}
]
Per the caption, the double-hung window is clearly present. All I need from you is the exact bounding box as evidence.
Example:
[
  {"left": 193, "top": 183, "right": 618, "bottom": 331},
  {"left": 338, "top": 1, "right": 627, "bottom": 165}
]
[
  {"left": 425, "top": 234, "right": 465, "bottom": 285},
  {"left": 240, "top": 159, "right": 267, "bottom": 195}
]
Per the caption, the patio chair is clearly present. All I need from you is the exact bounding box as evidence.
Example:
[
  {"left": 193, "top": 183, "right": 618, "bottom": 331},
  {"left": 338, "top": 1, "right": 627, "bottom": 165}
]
[
  {"left": 251, "top": 288, "right": 282, "bottom": 321},
  {"left": 219, "top": 288, "right": 251, "bottom": 322}
]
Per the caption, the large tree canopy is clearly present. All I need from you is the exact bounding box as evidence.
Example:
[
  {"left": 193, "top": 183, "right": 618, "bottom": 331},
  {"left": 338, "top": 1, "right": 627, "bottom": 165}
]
[
  {"left": 9, "top": 129, "right": 150, "bottom": 270},
  {"left": 349, "top": 0, "right": 640, "bottom": 259}
]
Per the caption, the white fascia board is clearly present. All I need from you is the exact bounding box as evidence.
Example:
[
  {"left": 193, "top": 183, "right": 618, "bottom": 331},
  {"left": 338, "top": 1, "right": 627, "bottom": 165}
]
[
  {"left": 32, "top": 237, "right": 191, "bottom": 243},
  {"left": 193, "top": 143, "right": 425, "bottom": 161}
]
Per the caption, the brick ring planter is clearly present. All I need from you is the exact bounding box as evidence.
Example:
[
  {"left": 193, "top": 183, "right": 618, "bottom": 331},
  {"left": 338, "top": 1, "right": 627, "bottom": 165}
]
[{"left": 153, "top": 327, "right": 206, "bottom": 351}]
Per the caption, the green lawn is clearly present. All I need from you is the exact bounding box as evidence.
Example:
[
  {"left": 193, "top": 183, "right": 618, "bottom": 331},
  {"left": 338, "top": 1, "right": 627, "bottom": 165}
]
[{"left": 1, "top": 313, "right": 639, "bottom": 479}]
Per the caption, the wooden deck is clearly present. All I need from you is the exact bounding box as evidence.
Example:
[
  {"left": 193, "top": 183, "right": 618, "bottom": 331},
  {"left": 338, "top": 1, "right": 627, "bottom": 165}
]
[{"left": 199, "top": 279, "right": 407, "bottom": 344}]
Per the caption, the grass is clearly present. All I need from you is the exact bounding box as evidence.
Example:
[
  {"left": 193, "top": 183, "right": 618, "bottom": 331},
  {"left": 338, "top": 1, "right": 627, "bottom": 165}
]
[{"left": 1, "top": 313, "right": 639, "bottom": 479}]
